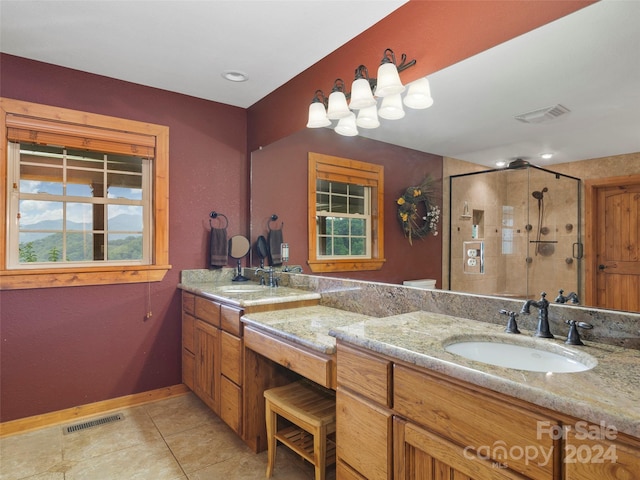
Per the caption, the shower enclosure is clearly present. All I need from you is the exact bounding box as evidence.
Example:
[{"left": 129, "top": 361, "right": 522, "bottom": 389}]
[{"left": 449, "top": 163, "right": 581, "bottom": 300}]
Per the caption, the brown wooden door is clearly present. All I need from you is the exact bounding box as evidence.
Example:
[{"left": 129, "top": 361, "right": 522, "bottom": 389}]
[{"left": 585, "top": 175, "right": 640, "bottom": 312}]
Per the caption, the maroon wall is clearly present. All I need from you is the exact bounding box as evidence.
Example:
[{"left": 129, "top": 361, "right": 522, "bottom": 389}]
[
  {"left": 0, "top": 54, "right": 248, "bottom": 422},
  {"left": 251, "top": 128, "right": 443, "bottom": 284}
]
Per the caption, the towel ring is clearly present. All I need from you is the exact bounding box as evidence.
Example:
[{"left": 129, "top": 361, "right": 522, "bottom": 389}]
[
  {"left": 209, "top": 211, "right": 228, "bottom": 229},
  {"left": 268, "top": 214, "right": 283, "bottom": 231}
]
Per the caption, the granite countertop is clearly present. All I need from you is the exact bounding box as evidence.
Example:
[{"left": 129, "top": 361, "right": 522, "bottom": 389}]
[
  {"left": 178, "top": 281, "right": 321, "bottom": 308},
  {"left": 241, "top": 305, "right": 370, "bottom": 354},
  {"left": 242, "top": 305, "right": 640, "bottom": 439}
]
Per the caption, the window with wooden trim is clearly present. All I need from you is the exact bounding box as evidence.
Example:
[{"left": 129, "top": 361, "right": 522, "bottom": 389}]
[
  {"left": 307, "top": 152, "right": 385, "bottom": 273},
  {"left": 1, "top": 98, "right": 170, "bottom": 289}
]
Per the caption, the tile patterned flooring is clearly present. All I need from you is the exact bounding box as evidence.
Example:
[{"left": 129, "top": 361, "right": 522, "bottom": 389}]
[{"left": 0, "top": 392, "right": 336, "bottom": 479}]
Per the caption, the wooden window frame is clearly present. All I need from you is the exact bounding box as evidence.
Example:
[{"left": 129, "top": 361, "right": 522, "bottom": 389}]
[
  {"left": 0, "top": 98, "right": 170, "bottom": 289},
  {"left": 307, "top": 152, "right": 385, "bottom": 273}
]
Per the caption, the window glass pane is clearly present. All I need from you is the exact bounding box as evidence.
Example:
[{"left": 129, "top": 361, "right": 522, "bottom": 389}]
[
  {"left": 333, "top": 182, "right": 348, "bottom": 195},
  {"left": 332, "top": 237, "right": 349, "bottom": 256},
  {"left": 108, "top": 234, "right": 142, "bottom": 260},
  {"left": 350, "top": 184, "right": 364, "bottom": 196},
  {"left": 316, "top": 193, "right": 329, "bottom": 212},
  {"left": 67, "top": 168, "right": 104, "bottom": 197},
  {"left": 108, "top": 205, "right": 143, "bottom": 231},
  {"left": 66, "top": 149, "right": 104, "bottom": 169},
  {"left": 108, "top": 154, "right": 143, "bottom": 174},
  {"left": 19, "top": 200, "right": 63, "bottom": 229},
  {"left": 63, "top": 232, "right": 94, "bottom": 261},
  {"left": 20, "top": 164, "right": 63, "bottom": 195},
  {"left": 108, "top": 172, "right": 142, "bottom": 200},
  {"left": 350, "top": 196, "right": 365, "bottom": 215},
  {"left": 66, "top": 203, "right": 94, "bottom": 231},
  {"left": 317, "top": 179, "right": 330, "bottom": 193},
  {"left": 351, "top": 238, "right": 365, "bottom": 255},
  {"left": 331, "top": 196, "right": 348, "bottom": 213},
  {"left": 333, "top": 217, "right": 348, "bottom": 235},
  {"left": 19, "top": 232, "right": 64, "bottom": 263},
  {"left": 350, "top": 218, "right": 365, "bottom": 236}
]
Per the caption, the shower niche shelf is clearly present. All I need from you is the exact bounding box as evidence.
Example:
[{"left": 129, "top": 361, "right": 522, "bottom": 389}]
[{"left": 471, "top": 210, "right": 484, "bottom": 239}]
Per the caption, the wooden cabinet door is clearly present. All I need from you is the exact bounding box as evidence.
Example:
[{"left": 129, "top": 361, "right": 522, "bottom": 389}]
[
  {"left": 194, "top": 319, "right": 220, "bottom": 413},
  {"left": 564, "top": 428, "right": 640, "bottom": 480},
  {"left": 393, "top": 417, "right": 527, "bottom": 480},
  {"left": 220, "top": 375, "right": 242, "bottom": 434},
  {"left": 336, "top": 388, "right": 392, "bottom": 480}
]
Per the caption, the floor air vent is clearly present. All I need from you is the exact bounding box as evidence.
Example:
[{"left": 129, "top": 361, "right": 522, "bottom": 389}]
[{"left": 63, "top": 413, "right": 124, "bottom": 435}]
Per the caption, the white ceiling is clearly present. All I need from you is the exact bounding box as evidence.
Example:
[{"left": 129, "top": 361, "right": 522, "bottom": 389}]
[{"left": 1, "top": 0, "right": 639, "bottom": 168}]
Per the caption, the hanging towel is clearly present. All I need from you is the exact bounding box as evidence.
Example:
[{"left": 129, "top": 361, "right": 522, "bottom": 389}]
[
  {"left": 268, "top": 227, "right": 284, "bottom": 266},
  {"left": 209, "top": 227, "right": 228, "bottom": 268}
]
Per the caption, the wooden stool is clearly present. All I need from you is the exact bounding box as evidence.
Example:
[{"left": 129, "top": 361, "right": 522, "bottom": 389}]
[{"left": 264, "top": 380, "right": 336, "bottom": 480}]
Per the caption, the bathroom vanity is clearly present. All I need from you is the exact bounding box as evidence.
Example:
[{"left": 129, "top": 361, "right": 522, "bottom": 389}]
[{"left": 179, "top": 270, "right": 640, "bottom": 480}]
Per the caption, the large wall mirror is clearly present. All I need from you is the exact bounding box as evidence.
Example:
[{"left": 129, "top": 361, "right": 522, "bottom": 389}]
[{"left": 250, "top": 2, "right": 640, "bottom": 313}]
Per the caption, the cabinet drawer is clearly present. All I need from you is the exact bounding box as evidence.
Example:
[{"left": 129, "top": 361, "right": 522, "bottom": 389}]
[
  {"left": 393, "top": 364, "right": 559, "bottom": 480},
  {"left": 195, "top": 296, "right": 220, "bottom": 327},
  {"left": 337, "top": 343, "right": 391, "bottom": 407},
  {"left": 182, "top": 312, "right": 195, "bottom": 353},
  {"left": 337, "top": 388, "right": 392, "bottom": 480},
  {"left": 182, "top": 292, "right": 195, "bottom": 315},
  {"left": 221, "top": 304, "right": 243, "bottom": 336},
  {"left": 244, "top": 326, "right": 335, "bottom": 388},
  {"left": 220, "top": 375, "right": 242, "bottom": 434},
  {"left": 182, "top": 349, "right": 194, "bottom": 390},
  {"left": 220, "top": 331, "right": 242, "bottom": 385}
]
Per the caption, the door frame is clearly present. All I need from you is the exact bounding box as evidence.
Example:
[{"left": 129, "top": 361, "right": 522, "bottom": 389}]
[{"left": 584, "top": 174, "right": 640, "bottom": 306}]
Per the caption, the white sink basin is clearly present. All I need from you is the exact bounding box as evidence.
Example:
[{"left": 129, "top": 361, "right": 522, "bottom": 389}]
[{"left": 444, "top": 338, "right": 597, "bottom": 373}]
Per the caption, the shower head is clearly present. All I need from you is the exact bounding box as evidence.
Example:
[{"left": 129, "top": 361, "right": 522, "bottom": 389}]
[{"left": 532, "top": 187, "right": 549, "bottom": 200}]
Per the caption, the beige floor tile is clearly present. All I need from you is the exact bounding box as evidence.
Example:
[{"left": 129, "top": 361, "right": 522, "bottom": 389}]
[
  {"left": 64, "top": 439, "right": 185, "bottom": 480},
  {"left": 145, "top": 393, "right": 219, "bottom": 437},
  {"left": 164, "top": 421, "right": 250, "bottom": 475},
  {"left": 0, "top": 427, "right": 63, "bottom": 480},
  {"left": 189, "top": 445, "right": 335, "bottom": 480},
  {"left": 62, "top": 406, "right": 162, "bottom": 462}
]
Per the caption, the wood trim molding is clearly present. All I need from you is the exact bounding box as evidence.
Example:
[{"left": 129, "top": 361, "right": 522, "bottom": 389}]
[{"left": 0, "top": 384, "right": 189, "bottom": 438}]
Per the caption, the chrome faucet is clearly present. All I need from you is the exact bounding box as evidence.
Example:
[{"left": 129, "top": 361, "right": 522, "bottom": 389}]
[
  {"left": 555, "top": 289, "right": 579, "bottom": 304},
  {"left": 255, "top": 267, "right": 278, "bottom": 287},
  {"left": 520, "top": 292, "right": 553, "bottom": 338}
]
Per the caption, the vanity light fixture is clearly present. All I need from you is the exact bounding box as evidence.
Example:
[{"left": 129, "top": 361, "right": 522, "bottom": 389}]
[{"left": 306, "top": 48, "right": 433, "bottom": 136}]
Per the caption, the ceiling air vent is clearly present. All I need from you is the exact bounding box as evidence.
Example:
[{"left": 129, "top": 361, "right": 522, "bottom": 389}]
[{"left": 514, "top": 104, "right": 570, "bottom": 124}]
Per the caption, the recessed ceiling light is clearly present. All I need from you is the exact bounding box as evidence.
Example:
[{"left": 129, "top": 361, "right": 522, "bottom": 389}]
[
  {"left": 496, "top": 161, "right": 507, "bottom": 167},
  {"left": 222, "top": 70, "right": 249, "bottom": 82},
  {"left": 540, "top": 153, "right": 554, "bottom": 160}
]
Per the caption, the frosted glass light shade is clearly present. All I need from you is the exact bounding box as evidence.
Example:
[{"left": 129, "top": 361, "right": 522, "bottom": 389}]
[
  {"left": 335, "top": 113, "right": 358, "bottom": 136},
  {"left": 327, "top": 91, "right": 351, "bottom": 120},
  {"left": 375, "top": 63, "right": 405, "bottom": 97},
  {"left": 356, "top": 104, "right": 380, "bottom": 129},
  {"left": 349, "top": 78, "right": 376, "bottom": 110},
  {"left": 306, "top": 102, "right": 331, "bottom": 128},
  {"left": 378, "top": 94, "right": 405, "bottom": 120},
  {"left": 403, "top": 77, "right": 434, "bottom": 109}
]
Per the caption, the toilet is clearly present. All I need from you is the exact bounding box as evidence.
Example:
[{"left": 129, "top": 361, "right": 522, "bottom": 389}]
[{"left": 403, "top": 279, "right": 437, "bottom": 290}]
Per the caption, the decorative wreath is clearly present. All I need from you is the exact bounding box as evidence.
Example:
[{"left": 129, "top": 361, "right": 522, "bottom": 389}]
[{"left": 396, "top": 175, "right": 441, "bottom": 245}]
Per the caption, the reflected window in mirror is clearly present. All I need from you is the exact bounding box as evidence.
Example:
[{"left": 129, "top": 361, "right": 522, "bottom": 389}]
[{"left": 308, "top": 152, "right": 384, "bottom": 273}]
